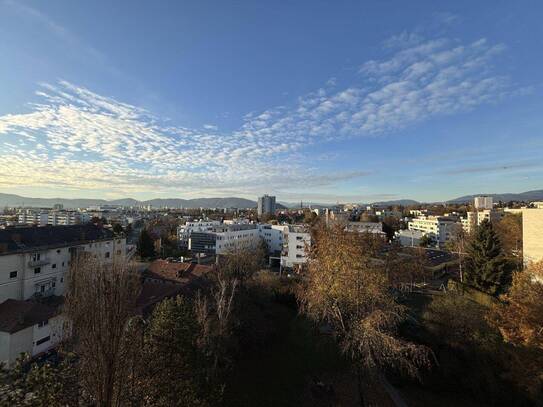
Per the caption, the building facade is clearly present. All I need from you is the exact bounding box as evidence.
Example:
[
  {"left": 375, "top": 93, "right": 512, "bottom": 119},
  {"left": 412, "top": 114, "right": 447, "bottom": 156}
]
[
  {"left": 275, "top": 225, "right": 311, "bottom": 271},
  {"left": 474, "top": 196, "right": 494, "bottom": 210},
  {"left": 257, "top": 195, "right": 276, "bottom": 217},
  {"left": 522, "top": 208, "right": 543, "bottom": 264},
  {"left": 0, "top": 225, "right": 125, "bottom": 365},
  {"left": 408, "top": 215, "right": 460, "bottom": 246}
]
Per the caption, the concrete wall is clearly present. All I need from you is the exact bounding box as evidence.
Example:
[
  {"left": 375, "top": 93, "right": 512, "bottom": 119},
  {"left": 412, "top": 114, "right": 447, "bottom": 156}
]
[{"left": 523, "top": 209, "right": 543, "bottom": 264}]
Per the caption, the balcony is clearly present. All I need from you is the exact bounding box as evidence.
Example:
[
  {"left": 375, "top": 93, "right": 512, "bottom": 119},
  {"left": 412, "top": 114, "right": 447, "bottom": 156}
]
[{"left": 28, "top": 258, "right": 50, "bottom": 267}]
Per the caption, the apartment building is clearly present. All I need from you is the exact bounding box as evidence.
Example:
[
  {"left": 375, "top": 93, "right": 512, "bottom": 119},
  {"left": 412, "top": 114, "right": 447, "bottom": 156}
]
[
  {"left": 522, "top": 208, "right": 543, "bottom": 264},
  {"left": 395, "top": 229, "right": 424, "bottom": 247},
  {"left": 0, "top": 225, "right": 125, "bottom": 303},
  {"left": 461, "top": 209, "right": 503, "bottom": 233},
  {"left": 177, "top": 220, "right": 222, "bottom": 249},
  {"left": 0, "top": 225, "right": 125, "bottom": 365},
  {"left": 474, "top": 196, "right": 494, "bottom": 210},
  {"left": 257, "top": 195, "right": 276, "bottom": 217},
  {"left": 18, "top": 209, "right": 90, "bottom": 227},
  {"left": 276, "top": 225, "right": 311, "bottom": 271},
  {"left": 408, "top": 215, "right": 460, "bottom": 246}
]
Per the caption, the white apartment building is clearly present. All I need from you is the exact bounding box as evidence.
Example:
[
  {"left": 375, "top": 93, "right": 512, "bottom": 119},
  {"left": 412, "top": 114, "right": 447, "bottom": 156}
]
[
  {"left": 461, "top": 209, "right": 503, "bottom": 233},
  {"left": 18, "top": 210, "right": 90, "bottom": 227},
  {"left": 408, "top": 215, "right": 460, "bottom": 246},
  {"left": 0, "top": 299, "right": 66, "bottom": 367},
  {"left": 395, "top": 229, "right": 424, "bottom": 247},
  {"left": 276, "top": 225, "right": 311, "bottom": 270},
  {"left": 521, "top": 208, "right": 543, "bottom": 264},
  {"left": 474, "top": 196, "right": 494, "bottom": 210},
  {"left": 214, "top": 225, "right": 261, "bottom": 254},
  {"left": 18, "top": 211, "right": 48, "bottom": 226},
  {"left": 345, "top": 221, "right": 386, "bottom": 237},
  {"left": 177, "top": 220, "right": 222, "bottom": 248},
  {"left": 0, "top": 225, "right": 125, "bottom": 365}
]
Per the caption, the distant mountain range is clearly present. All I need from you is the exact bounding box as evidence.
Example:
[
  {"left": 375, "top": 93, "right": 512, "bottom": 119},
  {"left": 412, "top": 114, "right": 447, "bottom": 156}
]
[
  {"left": 0, "top": 193, "right": 259, "bottom": 209},
  {"left": 1, "top": 189, "right": 541, "bottom": 210},
  {"left": 446, "top": 189, "right": 543, "bottom": 204}
]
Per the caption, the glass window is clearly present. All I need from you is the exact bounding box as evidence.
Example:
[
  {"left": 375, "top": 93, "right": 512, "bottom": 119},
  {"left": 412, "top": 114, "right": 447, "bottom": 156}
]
[
  {"left": 9, "top": 270, "right": 17, "bottom": 278},
  {"left": 36, "top": 336, "right": 50, "bottom": 346},
  {"left": 34, "top": 267, "right": 41, "bottom": 274}
]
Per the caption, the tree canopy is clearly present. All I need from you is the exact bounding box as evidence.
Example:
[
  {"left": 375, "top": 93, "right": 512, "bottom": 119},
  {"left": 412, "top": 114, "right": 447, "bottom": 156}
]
[{"left": 464, "top": 220, "right": 512, "bottom": 296}]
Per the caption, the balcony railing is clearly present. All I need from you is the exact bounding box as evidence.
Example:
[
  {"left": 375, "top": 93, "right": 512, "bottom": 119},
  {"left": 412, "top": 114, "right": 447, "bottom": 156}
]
[{"left": 28, "top": 258, "right": 50, "bottom": 267}]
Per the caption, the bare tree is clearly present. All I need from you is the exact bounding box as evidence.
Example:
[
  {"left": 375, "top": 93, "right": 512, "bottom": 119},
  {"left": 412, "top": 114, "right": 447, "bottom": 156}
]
[
  {"left": 299, "top": 224, "right": 431, "bottom": 406},
  {"left": 195, "top": 269, "right": 238, "bottom": 383},
  {"left": 63, "top": 255, "right": 141, "bottom": 407},
  {"left": 219, "top": 244, "right": 265, "bottom": 286}
]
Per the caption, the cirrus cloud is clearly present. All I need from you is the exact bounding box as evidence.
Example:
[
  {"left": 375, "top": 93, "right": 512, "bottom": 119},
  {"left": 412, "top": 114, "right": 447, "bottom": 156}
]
[{"left": 0, "top": 33, "right": 516, "bottom": 198}]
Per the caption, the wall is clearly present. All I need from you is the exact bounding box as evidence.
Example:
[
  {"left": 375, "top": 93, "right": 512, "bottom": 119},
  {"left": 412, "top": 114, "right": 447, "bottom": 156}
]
[{"left": 523, "top": 209, "right": 543, "bottom": 264}]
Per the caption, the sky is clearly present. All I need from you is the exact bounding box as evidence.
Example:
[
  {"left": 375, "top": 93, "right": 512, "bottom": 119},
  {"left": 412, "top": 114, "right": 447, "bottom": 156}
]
[{"left": 0, "top": 0, "right": 542, "bottom": 204}]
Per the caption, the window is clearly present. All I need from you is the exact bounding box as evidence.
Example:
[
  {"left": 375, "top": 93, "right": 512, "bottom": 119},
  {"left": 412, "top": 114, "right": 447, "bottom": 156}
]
[
  {"left": 60, "top": 277, "right": 64, "bottom": 283},
  {"left": 52, "top": 281, "right": 56, "bottom": 288},
  {"left": 56, "top": 249, "right": 61, "bottom": 254},
  {"left": 32, "top": 253, "right": 41, "bottom": 261},
  {"left": 105, "top": 252, "right": 110, "bottom": 259},
  {"left": 52, "top": 263, "right": 56, "bottom": 269},
  {"left": 62, "top": 262, "right": 65, "bottom": 267},
  {"left": 116, "top": 250, "right": 121, "bottom": 255},
  {"left": 37, "top": 320, "right": 49, "bottom": 328},
  {"left": 36, "top": 336, "right": 50, "bottom": 346},
  {"left": 34, "top": 267, "right": 41, "bottom": 274},
  {"left": 9, "top": 271, "right": 17, "bottom": 279}
]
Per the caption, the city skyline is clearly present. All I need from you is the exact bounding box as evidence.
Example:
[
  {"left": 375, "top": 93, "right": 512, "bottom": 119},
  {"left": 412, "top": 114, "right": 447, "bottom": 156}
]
[{"left": 1, "top": 1, "right": 542, "bottom": 203}]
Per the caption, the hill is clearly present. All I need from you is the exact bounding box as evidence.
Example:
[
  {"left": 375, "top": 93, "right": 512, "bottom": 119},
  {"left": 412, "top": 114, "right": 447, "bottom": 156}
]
[
  {"left": 0, "top": 193, "right": 258, "bottom": 209},
  {"left": 447, "top": 189, "right": 543, "bottom": 204}
]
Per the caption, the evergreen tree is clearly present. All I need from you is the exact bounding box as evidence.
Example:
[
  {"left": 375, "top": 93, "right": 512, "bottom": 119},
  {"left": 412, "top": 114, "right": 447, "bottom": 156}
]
[
  {"left": 464, "top": 219, "right": 512, "bottom": 296},
  {"left": 137, "top": 229, "right": 156, "bottom": 258},
  {"left": 112, "top": 223, "right": 124, "bottom": 235},
  {"left": 142, "top": 296, "right": 209, "bottom": 406}
]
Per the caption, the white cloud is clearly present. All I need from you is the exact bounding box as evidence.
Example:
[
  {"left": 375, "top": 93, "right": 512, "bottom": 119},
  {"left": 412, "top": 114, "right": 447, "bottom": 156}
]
[{"left": 0, "top": 33, "right": 517, "bottom": 198}]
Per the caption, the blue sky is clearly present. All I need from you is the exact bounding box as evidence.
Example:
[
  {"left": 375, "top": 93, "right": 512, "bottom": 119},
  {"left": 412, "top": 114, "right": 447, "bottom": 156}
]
[{"left": 0, "top": 0, "right": 542, "bottom": 203}]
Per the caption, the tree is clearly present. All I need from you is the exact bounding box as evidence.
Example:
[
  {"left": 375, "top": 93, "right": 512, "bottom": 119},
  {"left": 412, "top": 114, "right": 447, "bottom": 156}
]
[
  {"left": 220, "top": 245, "right": 264, "bottom": 286},
  {"left": 424, "top": 291, "right": 497, "bottom": 348},
  {"left": 494, "top": 214, "right": 523, "bottom": 269},
  {"left": 303, "top": 210, "right": 317, "bottom": 225},
  {"left": 142, "top": 296, "right": 207, "bottom": 406},
  {"left": 195, "top": 270, "right": 238, "bottom": 392},
  {"left": 445, "top": 225, "right": 471, "bottom": 282},
  {"left": 0, "top": 353, "right": 79, "bottom": 406},
  {"left": 299, "top": 224, "right": 431, "bottom": 406},
  {"left": 63, "top": 256, "right": 142, "bottom": 406},
  {"left": 137, "top": 229, "right": 156, "bottom": 259},
  {"left": 112, "top": 223, "right": 124, "bottom": 236},
  {"left": 386, "top": 247, "right": 430, "bottom": 290},
  {"left": 464, "top": 220, "right": 512, "bottom": 296},
  {"left": 419, "top": 234, "right": 435, "bottom": 248},
  {"left": 489, "top": 261, "right": 543, "bottom": 398},
  {"left": 490, "top": 261, "right": 543, "bottom": 351},
  {"left": 382, "top": 216, "right": 400, "bottom": 241}
]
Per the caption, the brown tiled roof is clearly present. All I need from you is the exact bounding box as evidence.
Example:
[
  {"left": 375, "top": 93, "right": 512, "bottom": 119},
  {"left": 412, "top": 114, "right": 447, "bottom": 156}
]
[
  {"left": 0, "top": 298, "right": 60, "bottom": 333},
  {"left": 143, "top": 259, "right": 213, "bottom": 284}
]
